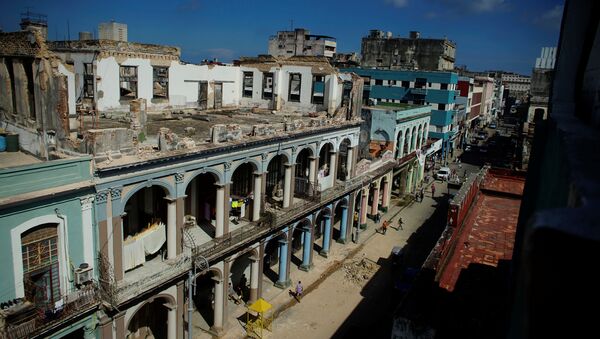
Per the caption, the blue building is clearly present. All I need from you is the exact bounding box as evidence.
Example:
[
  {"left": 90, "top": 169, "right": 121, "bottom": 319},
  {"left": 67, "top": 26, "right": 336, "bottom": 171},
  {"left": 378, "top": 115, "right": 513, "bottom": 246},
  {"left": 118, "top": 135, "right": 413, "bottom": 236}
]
[{"left": 342, "top": 68, "right": 459, "bottom": 159}]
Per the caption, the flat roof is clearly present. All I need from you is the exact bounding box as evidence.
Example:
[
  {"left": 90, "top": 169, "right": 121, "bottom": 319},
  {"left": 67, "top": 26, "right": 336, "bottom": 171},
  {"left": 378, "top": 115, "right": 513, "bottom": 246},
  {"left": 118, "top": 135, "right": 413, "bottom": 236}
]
[{"left": 0, "top": 151, "right": 42, "bottom": 169}]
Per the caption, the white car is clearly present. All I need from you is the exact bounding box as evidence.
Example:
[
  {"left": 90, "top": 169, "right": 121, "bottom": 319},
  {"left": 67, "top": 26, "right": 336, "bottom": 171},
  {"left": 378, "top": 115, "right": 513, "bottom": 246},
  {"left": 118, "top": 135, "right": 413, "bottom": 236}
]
[{"left": 436, "top": 167, "right": 451, "bottom": 181}]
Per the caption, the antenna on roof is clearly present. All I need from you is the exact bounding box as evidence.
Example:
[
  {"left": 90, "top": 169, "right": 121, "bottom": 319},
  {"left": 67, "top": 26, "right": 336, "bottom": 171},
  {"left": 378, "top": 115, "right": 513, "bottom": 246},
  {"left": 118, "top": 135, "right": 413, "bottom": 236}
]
[
  {"left": 67, "top": 19, "right": 70, "bottom": 40},
  {"left": 290, "top": 19, "right": 293, "bottom": 31}
]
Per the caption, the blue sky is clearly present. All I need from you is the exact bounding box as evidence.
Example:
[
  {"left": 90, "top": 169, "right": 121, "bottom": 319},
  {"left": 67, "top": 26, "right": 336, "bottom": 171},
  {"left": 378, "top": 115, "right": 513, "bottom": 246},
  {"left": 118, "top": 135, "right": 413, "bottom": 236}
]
[{"left": 0, "top": 0, "right": 563, "bottom": 75}]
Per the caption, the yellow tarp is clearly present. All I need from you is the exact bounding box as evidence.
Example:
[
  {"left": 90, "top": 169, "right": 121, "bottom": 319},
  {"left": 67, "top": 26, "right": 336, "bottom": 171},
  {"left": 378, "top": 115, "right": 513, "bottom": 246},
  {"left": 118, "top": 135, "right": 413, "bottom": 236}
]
[{"left": 249, "top": 298, "right": 272, "bottom": 313}]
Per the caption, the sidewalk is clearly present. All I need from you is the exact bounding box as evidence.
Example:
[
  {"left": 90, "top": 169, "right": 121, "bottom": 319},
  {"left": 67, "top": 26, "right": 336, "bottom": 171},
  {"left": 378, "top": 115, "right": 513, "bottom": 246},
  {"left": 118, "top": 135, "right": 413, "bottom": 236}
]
[{"left": 204, "top": 180, "right": 447, "bottom": 338}]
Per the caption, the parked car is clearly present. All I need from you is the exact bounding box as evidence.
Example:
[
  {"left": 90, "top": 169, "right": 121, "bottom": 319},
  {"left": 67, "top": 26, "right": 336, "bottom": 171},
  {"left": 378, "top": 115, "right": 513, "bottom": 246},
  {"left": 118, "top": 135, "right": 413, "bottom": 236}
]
[
  {"left": 436, "top": 167, "right": 451, "bottom": 181},
  {"left": 465, "top": 145, "right": 472, "bottom": 152},
  {"left": 490, "top": 123, "right": 497, "bottom": 129}
]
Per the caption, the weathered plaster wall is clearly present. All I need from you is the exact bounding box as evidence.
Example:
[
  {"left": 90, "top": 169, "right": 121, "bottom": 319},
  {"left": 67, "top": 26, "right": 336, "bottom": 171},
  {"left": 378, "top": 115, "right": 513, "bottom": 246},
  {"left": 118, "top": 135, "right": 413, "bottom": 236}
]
[{"left": 168, "top": 62, "right": 240, "bottom": 107}]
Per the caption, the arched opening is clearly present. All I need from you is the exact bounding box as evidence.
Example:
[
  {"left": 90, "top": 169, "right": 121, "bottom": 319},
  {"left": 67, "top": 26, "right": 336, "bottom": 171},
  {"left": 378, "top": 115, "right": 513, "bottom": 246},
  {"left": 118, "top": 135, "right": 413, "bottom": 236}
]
[
  {"left": 231, "top": 162, "right": 258, "bottom": 221},
  {"left": 313, "top": 210, "right": 330, "bottom": 253},
  {"left": 21, "top": 223, "right": 61, "bottom": 307},
  {"left": 395, "top": 131, "right": 403, "bottom": 158},
  {"left": 403, "top": 129, "right": 410, "bottom": 155},
  {"left": 263, "top": 236, "right": 283, "bottom": 284},
  {"left": 127, "top": 297, "right": 170, "bottom": 338},
  {"left": 185, "top": 173, "right": 217, "bottom": 238},
  {"left": 290, "top": 224, "right": 306, "bottom": 267},
  {"left": 318, "top": 143, "right": 334, "bottom": 179},
  {"left": 295, "top": 148, "right": 313, "bottom": 199},
  {"left": 265, "top": 155, "right": 286, "bottom": 208},
  {"left": 122, "top": 186, "right": 168, "bottom": 271},
  {"left": 337, "top": 139, "right": 352, "bottom": 181},
  {"left": 230, "top": 251, "right": 254, "bottom": 304},
  {"left": 192, "top": 270, "right": 219, "bottom": 331},
  {"left": 333, "top": 200, "right": 347, "bottom": 241}
]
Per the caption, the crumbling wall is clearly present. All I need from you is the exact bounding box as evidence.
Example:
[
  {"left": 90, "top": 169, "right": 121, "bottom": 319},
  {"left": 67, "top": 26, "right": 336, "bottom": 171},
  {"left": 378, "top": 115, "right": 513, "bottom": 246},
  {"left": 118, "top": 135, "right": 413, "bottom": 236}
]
[
  {"left": 0, "top": 58, "right": 13, "bottom": 115},
  {"left": 210, "top": 124, "right": 242, "bottom": 143},
  {"left": 84, "top": 128, "right": 134, "bottom": 161}
]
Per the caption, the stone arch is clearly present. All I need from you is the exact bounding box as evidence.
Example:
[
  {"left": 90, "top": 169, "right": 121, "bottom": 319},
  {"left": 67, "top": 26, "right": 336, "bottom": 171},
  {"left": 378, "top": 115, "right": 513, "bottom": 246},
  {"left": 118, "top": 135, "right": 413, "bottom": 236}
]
[
  {"left": 317, "top": 140, "right": 336, "bottom": 155},
  {"left": 265, "top": 150, "right": 292, "bottom": 166},
  {"left": 292, "top": 217, "right": 313, "bottom": 233},
  {"left": 293, "top": 144, "right": 316, "bottom": 164},
  {"left": 184, "top": 167, "right": 224, "bottom": 190},
  {"left": 120, "top": 180, "right": 175, "bottom": 214},
  {"left": 337, "top": 137, "right": 353, "bottom": 150},
  {"left": 126, "top": 293, "right": 177, "bottom": 330},
  {"left": 194, "top": 266, "right": 223, "bottom": 281},
  {"left": 229, "top": 158, "right": 261, "bottom": 176}
]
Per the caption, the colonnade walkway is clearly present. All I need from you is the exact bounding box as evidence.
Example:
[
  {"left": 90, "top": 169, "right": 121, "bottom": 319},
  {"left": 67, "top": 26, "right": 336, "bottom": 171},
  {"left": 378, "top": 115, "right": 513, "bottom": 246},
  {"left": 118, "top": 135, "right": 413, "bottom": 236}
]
[{"left": 193, "top": 178, "right": 449, "bottom": 338}]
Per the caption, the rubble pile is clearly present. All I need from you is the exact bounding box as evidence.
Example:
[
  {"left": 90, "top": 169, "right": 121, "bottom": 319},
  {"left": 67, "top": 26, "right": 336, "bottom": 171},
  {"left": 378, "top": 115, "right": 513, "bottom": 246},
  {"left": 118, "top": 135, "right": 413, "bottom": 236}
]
[{"left": 342, "top": 258, "right": 377, "bottom": 285}]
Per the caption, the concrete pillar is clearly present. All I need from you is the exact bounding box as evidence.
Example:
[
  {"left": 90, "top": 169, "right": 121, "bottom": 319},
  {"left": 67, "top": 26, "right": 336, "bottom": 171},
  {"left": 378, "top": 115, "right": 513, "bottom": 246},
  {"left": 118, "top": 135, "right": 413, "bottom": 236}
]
[
  {"left": 398, "top": 136, "right": 405, "bottom": 158},
  {"left": 309, "top": 156, "right": 318, "bottom": 184},
  {"left": 381, "top": 178, "right": 390, "bottom": 212},
  {"left": 99, "top": 315, "right": 112, "bottom": 339},
  {"left": 283, "top": 163, "right": 293, "bottom": 208},
  {"left": 338, "top": 205, "right": 348, "bottom": 244},
  {"left": 166, "top": 198, "right": 177, "bottom": 259},
  {"left": 215, "top": 183, "right": 225, "bottom": 237},
  {"left": 359, "top": 189, "right": 368, "bottom": 229},
  {"left": 329, "top": 151, "right": 337, "bottom": 182},
  {"left": 167, "top": 304, "right": 177, "bottom": 339},
  {"left": 370, "top": 184, "right": 380, "bottom": 216},
  {"left": 250, "top": 256, "right": 260, "bottom": 302},
  {"left": 115, "top": 313, "right": 125, "bottom": 339},
  {"left": 346, "top": 147, "right": 354, "bottom": 179},
  {"left": 274, "top": 238, "right": 291, "bottom": 288},
  {"left": 252, "top": 173, "right": 262, "bottom": 221},
  {"left": 406, "top": 168, "right": 414, "bottom": 194},
  {"left": 112, "top": 214, "right": 123, "bottom": 281},
  {"left": 83, "top": 323, "right": 96, "bottom": 339},
  {"left": 190, "top": 180, "right": 198, "bottom": 218},
  {"left": 212, "top": 277, "right": 224, "bottom": 333},
  {"left": 176, "top": 197, "right": 184, "bottom": 255},
  {"left": 299, "top": 226, "right": 312, "bottom": 271},
  {"left": 320, "top": 214, "right": 332, "bottom": 257}
]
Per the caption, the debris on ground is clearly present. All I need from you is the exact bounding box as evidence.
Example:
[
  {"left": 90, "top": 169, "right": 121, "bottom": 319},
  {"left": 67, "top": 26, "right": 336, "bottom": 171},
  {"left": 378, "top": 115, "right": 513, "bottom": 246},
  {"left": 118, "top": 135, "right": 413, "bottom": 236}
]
[{"left": 342, "top": 257, "right": 378, "bottom": 285}]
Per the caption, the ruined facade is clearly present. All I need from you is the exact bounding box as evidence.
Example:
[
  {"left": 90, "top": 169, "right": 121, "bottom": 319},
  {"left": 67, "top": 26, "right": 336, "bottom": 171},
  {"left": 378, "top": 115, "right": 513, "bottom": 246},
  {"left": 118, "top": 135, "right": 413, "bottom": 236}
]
[
  {"left": 268, "top": 28, "right": 336, "bottom": 58},
  {"left": 361, "top": 30, "right": 456, "bottom": 71}
]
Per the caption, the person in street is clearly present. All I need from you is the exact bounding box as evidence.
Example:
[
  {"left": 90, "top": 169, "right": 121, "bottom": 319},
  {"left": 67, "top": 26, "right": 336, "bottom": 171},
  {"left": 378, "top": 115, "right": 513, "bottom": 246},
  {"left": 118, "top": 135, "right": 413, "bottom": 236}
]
[
  {"left": 374, "top": 212, "right": 381, "bottom": 224},
  {"left": 397, "top": 217, "right": 404, "bottom": 230},
  {"left": 431, "top": 183, "right": 436, "bottom": 198},
  {"left": 294, "top": 281, "right": 303, "bottom": 302},
  {"left": 354, "top": 211, "right": 359, "bottom": 226},
  {"left": 228, "top": 282, "right": 242, "bottom": 304},
  {"left": 381, "top": 220, "right": 389, "bottom": 234}
]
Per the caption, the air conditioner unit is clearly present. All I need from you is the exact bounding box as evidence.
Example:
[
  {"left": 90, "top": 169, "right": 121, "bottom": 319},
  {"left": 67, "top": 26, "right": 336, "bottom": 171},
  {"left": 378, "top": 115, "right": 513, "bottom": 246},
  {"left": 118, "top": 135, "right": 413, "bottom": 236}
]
[{"left": 74, "top": 266, "right": 93, "bottom": 285}]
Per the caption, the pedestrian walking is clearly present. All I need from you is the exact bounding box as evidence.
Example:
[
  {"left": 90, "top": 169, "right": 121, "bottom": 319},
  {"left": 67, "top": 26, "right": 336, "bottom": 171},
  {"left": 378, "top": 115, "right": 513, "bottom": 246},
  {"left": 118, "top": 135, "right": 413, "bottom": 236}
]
[
  {"left": 397, "top": 217, "right": 404, "bottom": 230},
  {"left": 420, "top": 187, "right": 425, "bottom": 202},
  {"left": 381, "top": 220, "right": 389, "bottom": 234},
  {"left": 295, "top": 281, "right": 303, "bottom": 300},
  {"left": 375, "top": 212, "right": 381, "bottom": 224},
  {"left": 431, "top": 183, "right": 436, "bottom": 198}
]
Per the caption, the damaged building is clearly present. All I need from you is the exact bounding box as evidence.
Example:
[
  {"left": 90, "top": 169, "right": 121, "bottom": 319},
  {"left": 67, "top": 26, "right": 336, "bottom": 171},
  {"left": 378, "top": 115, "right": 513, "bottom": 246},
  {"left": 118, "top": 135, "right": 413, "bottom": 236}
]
[
  {"left": 0, "top": 25, "right": 434, "bottom": 339},
  {"left": 361, "top": 30, "right": 456, "bottom": 71}
]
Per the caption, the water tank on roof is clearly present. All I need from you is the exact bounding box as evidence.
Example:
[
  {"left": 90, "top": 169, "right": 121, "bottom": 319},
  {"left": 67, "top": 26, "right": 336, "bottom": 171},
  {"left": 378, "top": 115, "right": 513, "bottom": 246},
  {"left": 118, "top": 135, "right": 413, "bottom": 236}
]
[{"left": 79, "top": 31, "right": 93, "bottom": 40}]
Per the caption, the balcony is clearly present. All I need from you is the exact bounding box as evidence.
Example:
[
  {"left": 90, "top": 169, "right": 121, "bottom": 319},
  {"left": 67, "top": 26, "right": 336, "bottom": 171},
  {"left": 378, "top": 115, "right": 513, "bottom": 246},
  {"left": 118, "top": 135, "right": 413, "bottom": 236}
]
[{"left": 1, "top": 284, "right": 99, "bottom": 339}]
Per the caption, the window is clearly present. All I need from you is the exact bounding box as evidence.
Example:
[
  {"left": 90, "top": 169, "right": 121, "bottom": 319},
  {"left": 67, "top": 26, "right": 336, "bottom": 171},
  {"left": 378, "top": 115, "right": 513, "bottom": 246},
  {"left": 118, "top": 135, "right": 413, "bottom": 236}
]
[
  {"left": 243, "top": 72, "right": 253, "bottom": 98},
  {"left": 362, "top": 76, "right": 371, "bottom": 85},
  {"left": 415, "top": 78, "right": 427, "bottom": 89},
  {"left": 152, "top": 66, "right": 169, "bottom": 99},
  {"left": 402, "top": 81, "right": 409, "bottom": 88},
  {"left": 375, "top": 79, "right": 383, "bottom": 86},
  {"left": 262, "top": 72, "right": 273, "bottom": 99},
  {"left": 389, "top": 80, "right": 396, "bottom": 86},
  {"left": 119, "top": 65, "right": 138, "bottom": 100},
  {"left": 289, "top": 73, "right": 301, "bottom": 102},
  {"left": 312, "top": 75, "right": 325, "bottom": 105},
  {"left": 83, "top": 63, "right": 94, "bottom": 98},
  {"left": 21, "top": 224, "right": 60, "bottom": 306},
  {"left": 438, "top": 103, "right": 446, "bottom": 110},
  {"left": 441, "top": 83, "right": 448, "bottom": 90}
]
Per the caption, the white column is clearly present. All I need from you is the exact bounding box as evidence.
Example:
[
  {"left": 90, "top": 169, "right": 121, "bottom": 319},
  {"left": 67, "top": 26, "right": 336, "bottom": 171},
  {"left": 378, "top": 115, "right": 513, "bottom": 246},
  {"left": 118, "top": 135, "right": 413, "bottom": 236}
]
[
  {"left": 329, "top": 151, "right": 337, "bottom": 180},
  {"left": 252, "top": 173, "right": 262, "bottom": 222},
  {"left": 213, "top": 278, "right": 224, "bottom": 331},
  {"left": 167, "top": 199, "right": 177, "bottom": 259},
  {"left": 346, "top": 147, "right": 354, "bottom": 179},
  {"left": 80, "top": 196, "right": 95, "bottom": 271},
  {"left": 190, "top": 180, "right": 197, "bottom": 218},
  {"left": 309, "top": 156, "right": 317, "bottom": 183},
  {"left": 283, "top": 164, "right": 292, "bottom": 208},
  {"left": 215, "top": 184, "right": 225, "bottom": 237},
  {"left": 167, "top": 304, "right": 177, "bottom": 339},
  {"left": 250, "top": 257, "right": 260, "bottom": 302}
]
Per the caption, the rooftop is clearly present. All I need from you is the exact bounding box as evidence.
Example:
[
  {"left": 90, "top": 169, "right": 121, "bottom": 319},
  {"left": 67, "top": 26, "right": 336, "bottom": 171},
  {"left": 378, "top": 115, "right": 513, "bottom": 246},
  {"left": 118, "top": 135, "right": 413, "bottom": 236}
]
[{"left": 0, "top": 151, "right": 42, "bottom": 169}]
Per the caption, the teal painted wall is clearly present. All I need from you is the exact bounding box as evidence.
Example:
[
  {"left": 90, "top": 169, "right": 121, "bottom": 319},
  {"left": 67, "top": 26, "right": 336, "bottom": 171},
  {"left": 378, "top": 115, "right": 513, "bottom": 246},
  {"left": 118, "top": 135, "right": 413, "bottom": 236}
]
[
  {"left": 0, "top": 157, "right": 92, "bottom": 198},
  {"left": 342, "top": 68, "right": 458, "bottom": 84},
  {"left": 0, "top": 191, "right": 92, "bottom": 300},
  {"left": 430, "top": 110, "right": 453, "bottom": 126}
]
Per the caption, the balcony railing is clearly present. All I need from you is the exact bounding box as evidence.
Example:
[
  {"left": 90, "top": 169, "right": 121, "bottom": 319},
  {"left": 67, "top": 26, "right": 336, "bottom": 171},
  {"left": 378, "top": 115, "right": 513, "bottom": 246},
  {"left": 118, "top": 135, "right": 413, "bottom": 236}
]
[{"left": 1, "top": 284, "right": 99, "bottom": 339}]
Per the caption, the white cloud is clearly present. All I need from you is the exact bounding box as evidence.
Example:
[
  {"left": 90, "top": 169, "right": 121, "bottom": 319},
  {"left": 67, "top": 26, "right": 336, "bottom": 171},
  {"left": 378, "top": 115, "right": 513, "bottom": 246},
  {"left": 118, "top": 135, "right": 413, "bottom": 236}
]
[{"left": 385, "top": 0, "right": 409, "bottom": 8}]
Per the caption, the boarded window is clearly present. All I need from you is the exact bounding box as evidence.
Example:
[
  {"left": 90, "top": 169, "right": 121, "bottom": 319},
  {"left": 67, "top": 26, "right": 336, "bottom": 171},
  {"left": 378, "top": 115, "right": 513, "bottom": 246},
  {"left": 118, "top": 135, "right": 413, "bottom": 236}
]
[
  {"left": 312, "top": 75, "right": 325, "bottom": 105},
  {"left": 375, "top": 79, "right": 383, "bottom": 86},
  {"left": 243, "top": 72, "right": 253, "bottom": 98},
  {"left": 401, "top": 81, "right": 409, "bottom": 88},
  {"left": 289, "top": 73, "right": 301, "bottom": 102},
  {"left": 21, "top": 224, "right": 60, "bottom": 306},
  {"left": 440, "top": 83, "right": 448, "bottom": 90},
  {"left": 262, "top": 72, "right": 273, "bottom": 99},
  {"left": 83, "top": 63, "right": 94, "bottom": 98},
  {"left": 153, "top": 66, "right": 169, "bottom": 99},
  {"left": 119, "top": 66, "right": 138, "bottom": 100},
  {"left": 415, "top": 78, "right": 427, "bottom": 89}
]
